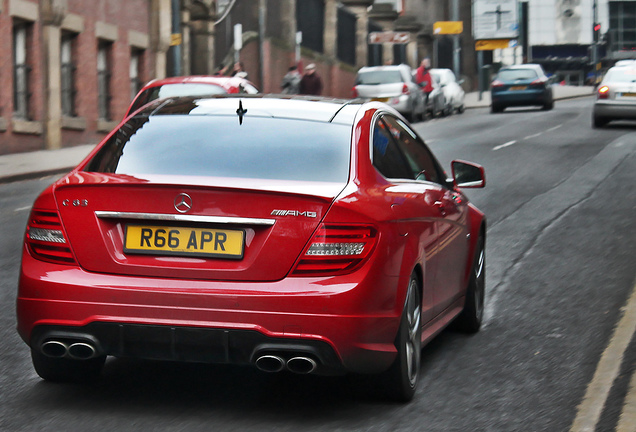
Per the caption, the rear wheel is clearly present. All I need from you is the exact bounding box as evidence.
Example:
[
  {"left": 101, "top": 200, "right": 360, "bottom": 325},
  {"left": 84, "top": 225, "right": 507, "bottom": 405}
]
[
  {"left": 454, "top": 235, "right": 485, "bottom": 333},
  {"left": 31, "top": 348, "right": 106, "bottom": 382},
  {"left": 382, "top": 272, "right": 422, "bottom": 402},
  {"left": 490, "top": 104, "right": 503, "bottom": 114},
  {"left": 542, "top": 100, "right": 554, "bottom": 110},
  {"left": 593, "top": 114, "right": 608, "bottom": 128}
]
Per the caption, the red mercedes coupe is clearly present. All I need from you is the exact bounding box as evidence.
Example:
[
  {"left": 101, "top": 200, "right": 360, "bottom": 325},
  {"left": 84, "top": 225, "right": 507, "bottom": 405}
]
[{"left": 17, "top": 95, "right": 486, "bottom": 402}]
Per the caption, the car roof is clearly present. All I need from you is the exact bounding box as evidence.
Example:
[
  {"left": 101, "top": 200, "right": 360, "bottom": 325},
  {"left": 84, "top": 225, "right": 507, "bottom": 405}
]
[
  {"left": 140, "top": 75, "right": 257, "bottom": 91},
  {"left": 357, "top": 65, "right": 411, "bottom": 73},
  {"left": 135, "top": 94, "right": 364, "bottom": 125},
  {"left": 500, "top": 64, "right": 543, "bottom": 71}
]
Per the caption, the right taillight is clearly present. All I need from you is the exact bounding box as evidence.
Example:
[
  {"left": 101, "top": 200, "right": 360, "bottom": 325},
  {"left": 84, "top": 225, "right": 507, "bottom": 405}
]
[
  {"left": 351, "top": 86, "right": 358, "bottom": 98},
  {"left": 402, "top": 83, "right": 410, "bottom": 95},
  {"left": 25, "top": 210, "right": 76, "bottom": 265},
  {"left": 491, "top": 80, "right": 504, "bottom": 88},
  {"left": 291, "top": 224, "right": 377, "bottom": 276},
  {"left": 597, "top": 85, "right": 610, "bottom": 99}
]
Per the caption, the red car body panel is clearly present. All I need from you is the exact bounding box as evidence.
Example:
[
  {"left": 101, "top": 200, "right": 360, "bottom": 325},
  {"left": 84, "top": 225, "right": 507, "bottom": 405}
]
[{"left": 17, "top": 96, "right": 485, "bottom": 377}]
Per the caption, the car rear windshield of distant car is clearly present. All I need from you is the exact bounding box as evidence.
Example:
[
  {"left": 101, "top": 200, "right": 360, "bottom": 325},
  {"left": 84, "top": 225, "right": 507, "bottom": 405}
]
[
  {"left": 85, "top": 115, "right": 351, "bottom": 183},
  {"left": 356, "top": 70, "right": 404, "bottom": 85},
  {"left": 497, "top": 69, "right": 538, "bottom": 81},
  {"left": 129, "top": 84, "right": 228, "bottom": 114},
  {"left": 604, "top": 68, "right": 636, "bottom": 83}
]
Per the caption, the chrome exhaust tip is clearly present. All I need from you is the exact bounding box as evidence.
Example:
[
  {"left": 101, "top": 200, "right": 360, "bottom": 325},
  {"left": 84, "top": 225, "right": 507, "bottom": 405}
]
[
  {"left": 255, "top": 355, "right": 286, "bottom": 373},
  {"left": 67, "top": 342, "right": 97, "bottom": 360},
  {"left": 41, "top": 340, "right": 68, "bottom": 358},
  {"left": 286, "top": 357, "right": 317, "bottom": 374}
]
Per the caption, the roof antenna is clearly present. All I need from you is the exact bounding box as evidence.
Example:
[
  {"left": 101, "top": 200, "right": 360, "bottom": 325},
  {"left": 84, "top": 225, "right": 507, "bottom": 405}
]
[{"left": 236, "top": 100, "right": 248, "bottom": 125}]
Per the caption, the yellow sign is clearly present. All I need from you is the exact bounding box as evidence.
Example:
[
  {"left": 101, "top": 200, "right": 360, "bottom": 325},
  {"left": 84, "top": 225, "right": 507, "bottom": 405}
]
[
  {"left": 433, "top": 21, "right": 463, "bottom": 35},
  {"left": 475, "top": 39, "right": 517, "bottom": 51},
  {"left": 170, "top": 33, "right": 182, "bottom": 46}
]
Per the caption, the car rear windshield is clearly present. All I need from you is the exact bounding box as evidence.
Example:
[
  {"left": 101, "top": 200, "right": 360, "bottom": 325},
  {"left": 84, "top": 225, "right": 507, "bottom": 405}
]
[
  {"left": 356, "top": 70, "right": 404, "bottom": 85},
  {"left": 604, "top": 68, "right": 636, "bottom": 83},
  {"left": 496, "top": 69, "right": 538, "bottom": 81},
  {"left": 129, "top": 84, "right": 228, "bottom": 114},
  {"left": 85, "top": 115, "right": 351, "bottom": 183}
]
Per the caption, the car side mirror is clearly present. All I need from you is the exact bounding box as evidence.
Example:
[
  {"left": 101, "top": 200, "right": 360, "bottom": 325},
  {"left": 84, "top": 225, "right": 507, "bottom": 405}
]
[{"left": 451, "top": 160, "right": 485, "bottom": 188}]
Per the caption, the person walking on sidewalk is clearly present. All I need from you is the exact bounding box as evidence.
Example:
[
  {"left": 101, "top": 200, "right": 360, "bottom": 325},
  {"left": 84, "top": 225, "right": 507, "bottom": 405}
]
[
  {"left": 415, "top": 58, "right": 433, "bottom": 106},
  {"left": 281, "top": 65, "right": 301, "bottom": 94},
  {"left": 299, "top": 63, "right": 322, "bottom": 96}
]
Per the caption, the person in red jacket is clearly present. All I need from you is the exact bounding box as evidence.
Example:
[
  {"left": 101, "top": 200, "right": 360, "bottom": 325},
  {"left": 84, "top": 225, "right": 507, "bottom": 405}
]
[
  {"left": 299, "top": 63, "right": 323, "bottom": 96},
  {"left": 415, "top": 58, "right": 434, "bottom": 105}
]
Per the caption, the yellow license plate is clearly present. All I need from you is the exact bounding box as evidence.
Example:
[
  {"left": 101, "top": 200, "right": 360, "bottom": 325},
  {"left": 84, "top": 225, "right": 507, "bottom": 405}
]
[
  {"left": 510, "top": 86, "right": 527, "bottom": 91},
  {"left": 621, "top": 92, "right": 636, "bottom": 97},
  {"left": 371, "top": 97, "right": 389, "bottom": 102},
  {"left": 124, "top": 225, "right": 244, "bottom": 259}
]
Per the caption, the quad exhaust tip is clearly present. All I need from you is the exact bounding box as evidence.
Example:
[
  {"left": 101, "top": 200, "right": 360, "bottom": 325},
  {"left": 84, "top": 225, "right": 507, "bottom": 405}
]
[
  {"left": 40, "top": 340, "right": 98, "bottom": 360},
  {"left": 254, "top": 354, "right": 318, "bottom": 374}
]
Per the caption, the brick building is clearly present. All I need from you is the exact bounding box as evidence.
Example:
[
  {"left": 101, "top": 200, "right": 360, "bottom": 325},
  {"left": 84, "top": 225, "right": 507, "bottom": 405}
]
[{"left": 0, "top": 0, "right": 170, "bottom": 155}]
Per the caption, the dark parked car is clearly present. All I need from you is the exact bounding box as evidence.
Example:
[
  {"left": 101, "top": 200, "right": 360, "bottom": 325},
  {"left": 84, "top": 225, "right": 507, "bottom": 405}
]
[
  {"left": 491, "top": 64, "right": 554, "bottom": 113},
  {"left": 18, "top": 95, "right": 486, "bottom": 402}
]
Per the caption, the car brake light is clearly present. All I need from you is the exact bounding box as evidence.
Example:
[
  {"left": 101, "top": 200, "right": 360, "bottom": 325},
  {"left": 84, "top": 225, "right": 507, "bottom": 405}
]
[
  {"left": 491, "top": 80, "right": 504, "bottom": 88},
  {"left": 26, "top": 210, "right": 76, "bottom": 264},
  {"left": 352, "top": 86, "right": 358, "bottom": 98},
  {"left": 292, "top": 224, "right": 377, "bottom": 276},
  {"left": 402, "top": 84, "right": 410, "bottom": 95},
  {"left": 598, "top": 86, "right": 610, "bottom": 99}
]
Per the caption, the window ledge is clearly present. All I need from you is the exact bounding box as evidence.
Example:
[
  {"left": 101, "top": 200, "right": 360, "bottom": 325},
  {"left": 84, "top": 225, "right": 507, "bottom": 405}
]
[
  {"left": 97, "top": 119, "right": 118, "bottom": 133},
  {"left": 0, "top": 117, "right": 6, "bottom": 132},
  {"left": 12, "top": 118, "right": 43, "bottom": 135},
  {"left": 62, "top": 116, "right": 87, "bottom": 131}
]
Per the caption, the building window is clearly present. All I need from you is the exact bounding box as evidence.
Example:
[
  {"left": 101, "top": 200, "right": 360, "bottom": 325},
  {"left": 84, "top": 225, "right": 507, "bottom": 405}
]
[
  {"left": 13, "top": 21, "right": 32, "bottom": 119},
  {"left": 130, "top": 49, "right": 144, "bottom": 100},
  {"left": 609, "top": 2, "right": 636, "bottom": 52},
  {"left": 97, "top": 41, "right": 112, "bottom": 121},
  {"left": 61, "top": 33, "right": 77, "bottom": 117}
]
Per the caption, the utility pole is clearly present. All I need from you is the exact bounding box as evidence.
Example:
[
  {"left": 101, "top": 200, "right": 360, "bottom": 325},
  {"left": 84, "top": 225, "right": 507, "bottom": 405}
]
[
  {"left": 452, "top": 0, "right": 460, "bottom": 77},
  {"left": 170, "top": 0, "right": 181, "bottom": 76}
]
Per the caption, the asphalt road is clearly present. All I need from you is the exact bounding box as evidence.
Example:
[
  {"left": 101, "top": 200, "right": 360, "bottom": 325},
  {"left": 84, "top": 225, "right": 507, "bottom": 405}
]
[{"left": 0, "top": 97, "right": 634, "bottom": 431}]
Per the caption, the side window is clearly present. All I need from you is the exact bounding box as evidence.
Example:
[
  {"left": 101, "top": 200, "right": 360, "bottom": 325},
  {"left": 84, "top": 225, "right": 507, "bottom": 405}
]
[
  {"left": 372, "top": 118, "right": 413, "bottom": 180},
  {"left": 382, "top": 115, "right": 445, "bottom": 185}
]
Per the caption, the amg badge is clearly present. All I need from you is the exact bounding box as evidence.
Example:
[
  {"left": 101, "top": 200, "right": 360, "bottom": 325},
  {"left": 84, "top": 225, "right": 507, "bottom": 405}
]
[{"left": 271, "top": 210, "right": 317, "bottom": 218}]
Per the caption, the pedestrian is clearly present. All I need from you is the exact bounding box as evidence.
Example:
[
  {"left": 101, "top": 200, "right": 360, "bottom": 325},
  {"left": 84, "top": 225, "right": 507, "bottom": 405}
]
[
  {"left": 231, "top": 61, "right": 248, "bottom": 79},
  {"left": 299, "top": 63, "right": 322, "bottom": 96},
  {"left": 281, "top": 65, "right": 301, "bottom": 94},
  {"left": 415, "top": 58, "right": 433, "bottom": 105}
]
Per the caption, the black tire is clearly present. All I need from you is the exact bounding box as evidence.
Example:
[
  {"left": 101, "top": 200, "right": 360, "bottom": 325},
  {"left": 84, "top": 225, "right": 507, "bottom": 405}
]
[
  {"left": 454, "top": 235, "right": 485, "bottom": 333},
  {"left": 542, "top": 100, "right": 554, "bottom": 111},
  {"left": 31, "top": 348, "right": 106, "bottom": 382},
  {"left": 382, "top": 273, "right": 422, "bottom": 402},
  {"left": 490, "top": 104, "right": 503, "bottom": 114},
  {"left": 457, "top": 104, "right": 465, "bottom": 114},
  {"left": 593, "top": 114, "right": 608, "bottom": 128}
]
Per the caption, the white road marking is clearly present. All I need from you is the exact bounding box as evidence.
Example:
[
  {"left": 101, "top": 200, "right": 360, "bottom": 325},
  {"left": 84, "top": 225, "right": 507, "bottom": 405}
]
[
  {"left": 14, "top": 206, "right": 31, "bottom": 213},
  {"left": 617, "top": 367, "right": 636, "bottom": 432},
  {"left": 493, "top": 140, "right": 517, "bottom": 151},
  {"left": 524, "top": 132, "right": 543, "bottom": 140},
  {"left": 570, "top": 279, "right": 636, "bottom": 432},
  {"left": 547, "top": 125, "right": 563, "bottom": 133}
]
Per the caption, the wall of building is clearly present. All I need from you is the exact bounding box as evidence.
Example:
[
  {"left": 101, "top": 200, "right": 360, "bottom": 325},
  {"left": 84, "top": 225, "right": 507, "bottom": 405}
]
[{"left": 0, "top": 0, "right": 158, "bottom": 156}]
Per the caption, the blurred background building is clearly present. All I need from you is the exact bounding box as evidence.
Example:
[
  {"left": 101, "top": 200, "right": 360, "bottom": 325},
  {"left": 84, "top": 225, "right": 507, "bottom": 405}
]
[{"left": 0, "top": 0, "right": 633, "bottom": 155}]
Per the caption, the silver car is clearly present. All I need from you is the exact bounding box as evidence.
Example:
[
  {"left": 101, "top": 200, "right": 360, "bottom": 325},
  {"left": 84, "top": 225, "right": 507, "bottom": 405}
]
[
  {"left": 430, "top": 68, "right": 465, "bottom": 114},
  {"left": 353, "top": 65, "right": 426, "bottom": 122},
  {"left": 593, "top": 64, "right": 636, "bottom": 128}
]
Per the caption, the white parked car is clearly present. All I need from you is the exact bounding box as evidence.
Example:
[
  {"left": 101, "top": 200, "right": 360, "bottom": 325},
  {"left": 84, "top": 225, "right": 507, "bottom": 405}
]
[
  {"left": 353, "top": 65, "right": 426, "bottom": 122},
  {"left": 430, "top": 68, "right": 465, "bottom": 114}
]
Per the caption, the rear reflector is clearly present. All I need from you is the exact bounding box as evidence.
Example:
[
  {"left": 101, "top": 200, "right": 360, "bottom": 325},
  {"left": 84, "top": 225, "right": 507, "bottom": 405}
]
[
  {"left": 292, "top": 224, "right": 377, "bottom": 276},
  {"left": 26, "top": 210, "right": 76, "bottom": 264}
]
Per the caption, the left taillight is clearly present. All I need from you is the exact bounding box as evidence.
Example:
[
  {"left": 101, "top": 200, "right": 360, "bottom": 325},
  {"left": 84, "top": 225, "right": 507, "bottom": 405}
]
[
  {"left": 291, "top": 224, "right": 377, "bottom": 276},
  {"left": 25, "top": 210, "right": 77, "bottom": 265}
]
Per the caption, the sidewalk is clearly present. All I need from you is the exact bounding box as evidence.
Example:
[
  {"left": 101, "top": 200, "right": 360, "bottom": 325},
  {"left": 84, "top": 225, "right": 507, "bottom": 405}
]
[{"left": 0, "top": 85, "right": 594, "bottom": 185}]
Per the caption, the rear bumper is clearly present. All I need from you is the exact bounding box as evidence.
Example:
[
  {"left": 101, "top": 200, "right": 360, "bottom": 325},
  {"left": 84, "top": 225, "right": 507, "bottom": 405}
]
[
  {"left": 17, "top": 251, "right": 404, "bottom": 374},
  {"left": 491, "top": 88, "right": 552, "bottom": 106},
  {"left": 593, "top": 101, "right": 636, "bottom": 120}
]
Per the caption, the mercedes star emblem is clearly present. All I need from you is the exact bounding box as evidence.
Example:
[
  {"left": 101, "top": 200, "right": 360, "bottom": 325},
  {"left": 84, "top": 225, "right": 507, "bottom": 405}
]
[{"left": 174, "top": 193, "right": 193, "bottom": 213}]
